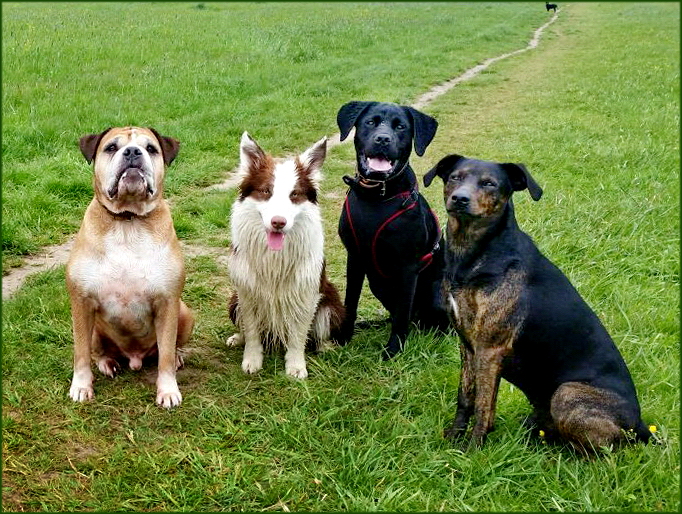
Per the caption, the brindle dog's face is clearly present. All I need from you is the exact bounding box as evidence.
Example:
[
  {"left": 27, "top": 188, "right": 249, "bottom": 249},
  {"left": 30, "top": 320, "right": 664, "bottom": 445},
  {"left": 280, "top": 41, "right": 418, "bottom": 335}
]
[
  {"left": 443, "top": 160, "right": 513, "bottom": 219},
  {"left": 424, "top": 154, "right": 543, "bottom": 220}
]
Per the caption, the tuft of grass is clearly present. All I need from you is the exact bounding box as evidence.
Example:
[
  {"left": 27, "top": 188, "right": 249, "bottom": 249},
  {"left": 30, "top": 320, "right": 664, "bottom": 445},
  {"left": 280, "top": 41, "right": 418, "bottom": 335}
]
[{"left": 2, "top": 2, "right": 679, "bottom": 512}]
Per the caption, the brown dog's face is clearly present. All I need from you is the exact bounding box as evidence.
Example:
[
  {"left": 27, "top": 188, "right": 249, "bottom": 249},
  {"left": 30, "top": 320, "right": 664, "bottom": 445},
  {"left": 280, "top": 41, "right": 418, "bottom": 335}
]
[
  {"left": 79, "top": 127, "right": 179, "bottom": 216},
  {"left": 424, "top": 154, "right": 542, "bottom": 221}
]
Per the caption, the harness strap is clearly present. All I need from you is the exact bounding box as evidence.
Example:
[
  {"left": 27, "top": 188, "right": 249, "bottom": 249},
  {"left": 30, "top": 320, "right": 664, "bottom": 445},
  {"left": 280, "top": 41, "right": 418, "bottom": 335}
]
[{"left": 418, "top": 208, "right": 442, "bottom": 272}]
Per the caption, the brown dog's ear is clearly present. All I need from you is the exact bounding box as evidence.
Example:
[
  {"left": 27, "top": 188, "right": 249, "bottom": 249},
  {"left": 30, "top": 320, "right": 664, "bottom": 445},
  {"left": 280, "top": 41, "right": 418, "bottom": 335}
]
[
  {"left": 424, "top": 154, "right": 465, "bottom": 187},
  {"left": 148, "top": 127, "right": 180, "bottom": 166},
  {"left": 501, "top": 163, "right": 543, "bottom": 201},
  {"left": 79, "top": 128, "right": 112, "bottom": 164},
  {"left": 336, "top": 101, "right": 376, "bottom": 141},
  {"left": 404, "top": 107, "right": 438, "bottom": 157}
]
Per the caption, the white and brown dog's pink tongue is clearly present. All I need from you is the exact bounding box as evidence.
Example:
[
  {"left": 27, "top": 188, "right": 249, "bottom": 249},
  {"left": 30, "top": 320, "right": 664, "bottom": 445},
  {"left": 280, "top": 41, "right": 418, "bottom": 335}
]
[
  {"left": 267, "top": 231, "right": 285, "bottom": 251},
  {"left": 368, "top": 157, "right": 392, "bottom": 172}
]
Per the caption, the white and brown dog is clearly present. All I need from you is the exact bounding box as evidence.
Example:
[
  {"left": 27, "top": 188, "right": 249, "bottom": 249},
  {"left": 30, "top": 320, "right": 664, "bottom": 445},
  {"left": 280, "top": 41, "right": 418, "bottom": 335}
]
[
  {"left": 67, "top": 127, "right": 194, "bottom": 408},
  {"left": 227, "top": 133, "right": 344, "bottom": 379}
]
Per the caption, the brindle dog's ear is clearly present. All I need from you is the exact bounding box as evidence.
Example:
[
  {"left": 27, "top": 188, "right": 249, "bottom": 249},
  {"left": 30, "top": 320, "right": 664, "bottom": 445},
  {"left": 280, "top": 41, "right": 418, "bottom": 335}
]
[
  {"left": 404, "top": 107, "right": 438, "bottom": 157},
  {"left": 148, "top": 127, "right": 180, "bottom": 166},
  {"left": 501, "top": 163, "right": 543, "bottom": 201},
  {"left": 336, "top": 101, "right": 376, "bottom": 141},
  {"left": 424, "top": 154, "right": 465, "bottom": 187},
  {"left": 79, "top": 127, "right": 112, "bottom": 164}
]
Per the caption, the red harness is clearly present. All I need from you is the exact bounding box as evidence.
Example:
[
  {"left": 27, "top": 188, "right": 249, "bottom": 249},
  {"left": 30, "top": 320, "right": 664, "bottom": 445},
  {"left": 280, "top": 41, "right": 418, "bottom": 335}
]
[{"left": 343, "top": 189, "right": 441, "bottom": 279}]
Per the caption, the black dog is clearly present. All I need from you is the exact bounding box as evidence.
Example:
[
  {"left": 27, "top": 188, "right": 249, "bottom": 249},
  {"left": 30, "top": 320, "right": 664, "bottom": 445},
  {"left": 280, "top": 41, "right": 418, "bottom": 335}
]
[
  {"left": 546, "top": 2, "right": 557, "bottom": 12},
  {"left": 336, "top": 101, "right": 449, "bottom": 358},
  {"left": 424, "top": 154, "right": 650, "bottom": 453}
]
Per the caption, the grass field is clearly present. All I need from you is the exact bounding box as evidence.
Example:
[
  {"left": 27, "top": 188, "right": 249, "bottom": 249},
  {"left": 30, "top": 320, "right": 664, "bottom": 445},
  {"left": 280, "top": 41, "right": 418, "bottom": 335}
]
[{"left": 2, "top": 2, "right": 680, "bottom": 512}]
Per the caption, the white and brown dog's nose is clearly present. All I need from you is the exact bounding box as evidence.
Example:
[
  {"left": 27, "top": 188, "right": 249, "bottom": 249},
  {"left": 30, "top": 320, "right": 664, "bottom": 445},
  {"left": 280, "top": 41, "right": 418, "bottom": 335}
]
[{"left": 270, "top": 216, "right": 287, "bottom": 231}]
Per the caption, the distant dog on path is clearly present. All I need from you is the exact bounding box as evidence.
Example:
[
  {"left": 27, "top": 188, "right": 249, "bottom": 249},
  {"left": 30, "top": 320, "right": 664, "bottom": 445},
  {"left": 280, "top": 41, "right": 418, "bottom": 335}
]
[
  {"left": 546, "top": 3, "right": 557, "bottom": 12},
  {"left": 227, "top": 133, "right": 344, "bottom": 379}
]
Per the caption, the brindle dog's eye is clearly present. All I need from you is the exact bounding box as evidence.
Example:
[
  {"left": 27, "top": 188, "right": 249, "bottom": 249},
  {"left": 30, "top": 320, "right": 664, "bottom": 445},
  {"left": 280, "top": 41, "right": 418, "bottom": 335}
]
[
  {"left": 449, "top": 174, "right": 462, "bottom": 182},
  {"left": 146, "top": 144, "right": 158, "bottom": 154},
  {"left": 480, "top": 180, "right": 496, "bottom": 187},
  {"left": 104, "top": 143, "right": 118, "bottom": 153},
  {"left": 366, "top": 119, "right": 375, "bottom": 126},
  {"left": 396, "top": 123, "right": 406, "bottom": 130}
]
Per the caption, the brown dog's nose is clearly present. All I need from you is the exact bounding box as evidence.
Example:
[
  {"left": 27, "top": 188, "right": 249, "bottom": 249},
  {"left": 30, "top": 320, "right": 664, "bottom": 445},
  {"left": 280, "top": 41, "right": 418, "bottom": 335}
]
[
  {"left": 123, "top": 146, "right": 143, "bottom": 162},
  {"left": 271, "top": 216, "right": 287, "bottom": 231}
]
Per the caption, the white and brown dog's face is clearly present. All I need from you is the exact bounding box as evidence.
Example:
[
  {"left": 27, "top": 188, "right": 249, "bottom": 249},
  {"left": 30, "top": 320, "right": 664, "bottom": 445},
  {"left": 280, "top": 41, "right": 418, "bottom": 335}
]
[
  {"left": 79, "top": 127, "right": 179, "bottom": 216},
  {"left": 236, "top": 132, "right": 326, "bottom": 251}
]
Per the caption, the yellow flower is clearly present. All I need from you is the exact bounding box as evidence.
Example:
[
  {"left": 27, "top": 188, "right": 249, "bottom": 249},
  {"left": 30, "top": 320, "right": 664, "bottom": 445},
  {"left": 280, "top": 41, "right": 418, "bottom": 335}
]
[
  {"left": 649, "top": 425, "right": 657, "bottom": 433},
  {"left": 539, "top": 430, "right": 545, "bottom": 438}
]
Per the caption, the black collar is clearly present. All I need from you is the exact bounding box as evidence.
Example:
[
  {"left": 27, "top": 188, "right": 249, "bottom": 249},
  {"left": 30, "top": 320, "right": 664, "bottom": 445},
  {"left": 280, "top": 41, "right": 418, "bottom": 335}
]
[{"left": 100, "top": 202, "right": 148, "bottom": 221}]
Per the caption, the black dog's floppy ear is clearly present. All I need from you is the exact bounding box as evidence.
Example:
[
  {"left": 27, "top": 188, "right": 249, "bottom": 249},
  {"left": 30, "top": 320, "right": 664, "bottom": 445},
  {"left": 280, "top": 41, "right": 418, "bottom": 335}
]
[
  {"left": 79, "top": 127, "right": 112, "bottom": 164},
  {"left": 337, "top": 101, "right": 376, "bottom": 142},
  {"left": 501, "top": 163, "right": 543, "bottom": 201},
  {"left": 424, "top": 154, "right": 466, "bottom": 187},
  {"left": 405, "top": 106, "right": 438, "bottom": 157},
  {"left": 148, "top": 127, "right": 180, "bottom": 166}
]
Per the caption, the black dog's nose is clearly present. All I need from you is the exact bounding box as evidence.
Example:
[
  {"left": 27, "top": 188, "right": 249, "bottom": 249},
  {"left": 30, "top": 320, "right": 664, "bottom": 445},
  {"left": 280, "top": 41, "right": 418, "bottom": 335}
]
[
  {"left": 123, "top": 147, "right": 143, "bottom": 161},
  {"left": 374, "top": 134, "right": 392, "bottom": 145}
]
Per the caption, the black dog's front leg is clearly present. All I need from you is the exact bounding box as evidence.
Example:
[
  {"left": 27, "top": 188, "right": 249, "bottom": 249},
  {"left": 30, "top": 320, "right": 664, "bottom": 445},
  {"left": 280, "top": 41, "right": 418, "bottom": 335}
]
[
  {"left": 383, "top": 270, "right": 419, "bottom": 359},
  {"left": 338, "top": 252, "right": 365, "bottom": 346}
]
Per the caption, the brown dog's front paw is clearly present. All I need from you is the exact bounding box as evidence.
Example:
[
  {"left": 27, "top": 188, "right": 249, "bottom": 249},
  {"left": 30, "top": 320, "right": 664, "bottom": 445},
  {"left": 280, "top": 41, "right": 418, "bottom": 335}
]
[{"left": 97, "top": 357, "right": 120, "bottom": 378}]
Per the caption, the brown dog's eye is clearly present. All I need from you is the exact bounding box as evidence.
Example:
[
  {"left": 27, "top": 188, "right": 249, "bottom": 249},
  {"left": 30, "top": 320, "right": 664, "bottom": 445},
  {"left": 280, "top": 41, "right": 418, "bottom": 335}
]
[
  {"left": 104, "top": 143, "right": 118, "bottom": 153},
  {"left": 146, "top": 144, "right": 159, "bottom": 154}
]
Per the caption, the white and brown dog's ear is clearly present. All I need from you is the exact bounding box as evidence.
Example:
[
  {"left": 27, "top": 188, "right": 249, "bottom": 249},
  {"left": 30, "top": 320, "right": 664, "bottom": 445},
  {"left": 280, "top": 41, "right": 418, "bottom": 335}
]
[
  {"left": 424, "top": 154, "right": 466, "bottom": 187},
  {"left": 238, "top": 131, "right": 267, "bottom": 174},
  {"left": 298, "top": 137, "right": 327, "bottom": 186},
  {"left": 79, "top": 128, "right": 112, "bottom": 164},
  {"left": 148, "top": 127, "right": 180, "bottom": 166}
]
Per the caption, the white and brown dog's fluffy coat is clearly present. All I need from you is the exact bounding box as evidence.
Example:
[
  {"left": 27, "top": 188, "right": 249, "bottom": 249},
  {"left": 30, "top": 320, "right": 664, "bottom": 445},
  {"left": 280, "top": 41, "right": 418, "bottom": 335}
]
[{"left": 227, "top": 133, "right": 344, "bottom": 378}]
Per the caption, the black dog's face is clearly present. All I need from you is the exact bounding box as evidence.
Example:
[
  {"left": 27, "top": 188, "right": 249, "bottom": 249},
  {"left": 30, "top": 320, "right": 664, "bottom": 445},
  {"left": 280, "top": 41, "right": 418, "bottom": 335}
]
[
  {"left": 424, "top": 154, "right": 543, "bottom": 220},
  {"left": 337, "top": 101, "right": 438, "bottom": 181},
  {"left": 353, "top": 103, "right": 414, "bottom": 180}
]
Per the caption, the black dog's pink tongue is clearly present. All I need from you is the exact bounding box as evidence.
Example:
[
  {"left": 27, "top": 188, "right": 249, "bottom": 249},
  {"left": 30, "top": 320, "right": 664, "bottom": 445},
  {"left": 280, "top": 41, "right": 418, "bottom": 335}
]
[
  {"left": 368, "top": 157, "right": 392, "bottom": 172},
  {"left": 267, "top": 231, "right": 284, "bottom": 251}
]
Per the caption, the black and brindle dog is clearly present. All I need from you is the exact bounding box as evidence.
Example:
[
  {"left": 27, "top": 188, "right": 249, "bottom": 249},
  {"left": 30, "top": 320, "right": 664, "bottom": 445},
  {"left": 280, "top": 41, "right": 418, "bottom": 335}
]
[
  {"left": 546, "top": 2, "right": 558, "bottom": 12},
  {"left": 424, "top": 154, "right": 651, "bottom": 453},
  {"left": 336, "top": 101, "right": 449, "bottom": 358}
]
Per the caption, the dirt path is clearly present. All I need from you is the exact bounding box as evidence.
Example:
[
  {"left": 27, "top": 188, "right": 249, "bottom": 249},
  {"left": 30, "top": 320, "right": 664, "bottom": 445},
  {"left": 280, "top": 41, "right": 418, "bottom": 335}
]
[{"left": 2, "top": 9, "right": 560, "bottom": 301}]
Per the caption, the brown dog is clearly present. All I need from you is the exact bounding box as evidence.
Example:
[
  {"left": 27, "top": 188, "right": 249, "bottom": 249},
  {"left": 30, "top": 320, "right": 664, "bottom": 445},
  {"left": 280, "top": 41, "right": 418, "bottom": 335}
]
[{"left": 67, "top": 127, "right": 194, "bottom": 408}]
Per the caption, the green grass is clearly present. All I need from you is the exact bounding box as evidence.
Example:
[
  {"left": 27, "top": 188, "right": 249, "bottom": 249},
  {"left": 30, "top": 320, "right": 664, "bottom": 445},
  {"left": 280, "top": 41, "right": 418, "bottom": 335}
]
[
  {"left": 2, "top": 2, "right": 680, "bottom": 512},
  {"left": 2, "top": 1, "right": 545, "bottom": 262}
]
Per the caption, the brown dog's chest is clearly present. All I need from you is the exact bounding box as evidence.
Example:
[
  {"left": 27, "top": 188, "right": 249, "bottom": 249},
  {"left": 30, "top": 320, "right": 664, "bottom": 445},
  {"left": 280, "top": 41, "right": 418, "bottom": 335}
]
[{"left": 68, "top": 225, "right": 180, "bottom": 345}]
